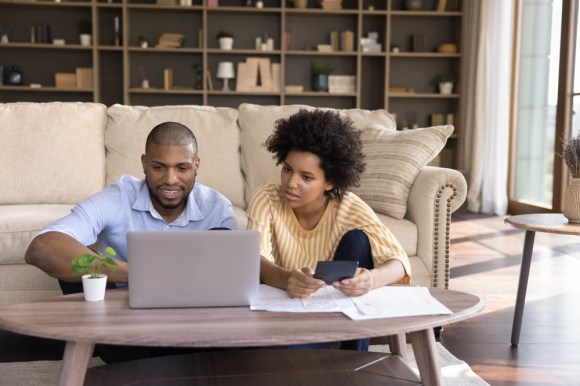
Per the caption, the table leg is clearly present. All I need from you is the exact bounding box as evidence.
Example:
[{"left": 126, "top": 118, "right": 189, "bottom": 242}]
[
  {"left": 511, "top": 230, "right": 535, "bottom": 346},
  {"left": 387, "top": 333, "right": 408, "bottom": 361},
  {"left": 409, "top": 328, "right": 442, "bottom": 386},
  {"left": 59, "top": 341, "right": 95, "bottom": 386}
]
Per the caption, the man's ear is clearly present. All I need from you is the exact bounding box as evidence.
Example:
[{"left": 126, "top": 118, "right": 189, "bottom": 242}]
[
  {"left": 194, "top": 156, "right": 200, "bottom": 169},
  {"left": 141, "top": 154, "right": 147, "bottom": 174}
]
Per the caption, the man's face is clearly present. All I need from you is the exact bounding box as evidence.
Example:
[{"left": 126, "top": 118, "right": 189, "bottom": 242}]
[{"left": 141, "top": 142, "right": 199, "bottom": 223}]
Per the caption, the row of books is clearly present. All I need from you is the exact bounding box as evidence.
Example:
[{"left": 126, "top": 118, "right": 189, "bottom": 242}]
[
  {"left": 330, "top": 30, "right": 355, "bottom": 52},
  {"left": 54, "top": 68, "right": 93, "bottom": 89},
  {"left": 431, "top": 113, "right": 455, "bottom": 126}
]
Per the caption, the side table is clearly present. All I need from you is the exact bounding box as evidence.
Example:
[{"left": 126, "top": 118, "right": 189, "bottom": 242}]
[{"left": 505, "top": 213, "right": 580, "bottom": 345}]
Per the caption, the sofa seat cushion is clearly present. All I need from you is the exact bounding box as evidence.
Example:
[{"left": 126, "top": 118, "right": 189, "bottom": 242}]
[
  {"left": 238, "top": 103, "right": 397, "bottom": 205},
  {"left": 0, "top": 102, "right": 107, "bottom": 205},
  {"left": 0, "top": 204, "right": 74, "bottom": 264},
  {"left": 0, "top": 264, "right": 61, "bottom": 308},
  {"left": 105, "top": 104, "right": 245, "bottom": 209}
]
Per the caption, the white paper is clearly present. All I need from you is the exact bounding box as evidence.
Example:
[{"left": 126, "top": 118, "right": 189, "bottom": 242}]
[{"left": 252, "top": 284, "right": 452, "bottom": 320}]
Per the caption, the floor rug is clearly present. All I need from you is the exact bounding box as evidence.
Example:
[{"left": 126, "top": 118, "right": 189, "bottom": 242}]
[{"left": 0, "top": 343, "right": 488, "bottom": 385}]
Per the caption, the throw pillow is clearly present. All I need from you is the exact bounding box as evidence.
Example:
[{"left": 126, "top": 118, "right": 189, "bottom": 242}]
[{"left": 351, "top": 124, "right": 454, "bottom": 219}]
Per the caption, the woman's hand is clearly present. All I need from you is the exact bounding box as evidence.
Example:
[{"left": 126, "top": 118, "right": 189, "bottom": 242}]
[
  {"left": 333, "top": 267, "right": 374, "bottom": 296},
  {"left": 287, "top": 267, "right": 325, "bottom": 298}
]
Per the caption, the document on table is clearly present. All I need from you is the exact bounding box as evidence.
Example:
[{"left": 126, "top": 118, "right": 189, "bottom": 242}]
[{"left": 251, "top": 284, "right": 452, "bottom": 320}]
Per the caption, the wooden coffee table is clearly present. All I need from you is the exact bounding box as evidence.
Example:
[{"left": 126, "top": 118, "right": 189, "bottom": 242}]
[
  {"left": 505, "top": 213, "right": 580, "bottom": 345},
  {"left": 0, "top": 287, "right": 483, "bottom": 386}
]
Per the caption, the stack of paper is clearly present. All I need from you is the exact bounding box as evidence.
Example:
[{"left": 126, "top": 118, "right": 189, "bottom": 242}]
[{"left": 251, "top": 284, "right": 453, "bottom": 321}]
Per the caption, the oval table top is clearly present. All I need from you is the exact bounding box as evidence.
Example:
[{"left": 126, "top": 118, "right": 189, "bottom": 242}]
[
  {"left": 505, "top": 213, "right": 580, "bottom": 236},
  {"left": 0, "top": 288, "right": 483, "bottom": 348}
]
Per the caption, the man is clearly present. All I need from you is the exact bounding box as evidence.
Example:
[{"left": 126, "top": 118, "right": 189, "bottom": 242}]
[
  {"left": 26, "top": 121, "right": 237, "bottom": 285},
  {"left": 25, "top": 121, "right": 237, "bottom": 362}
]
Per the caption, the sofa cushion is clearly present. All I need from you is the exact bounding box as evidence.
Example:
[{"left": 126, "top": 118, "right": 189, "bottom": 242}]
[
  {"left": 105, "top": 104, "right": 245, "bottom": 208},
  {"left": 238, "top": 103, "right": 397, "bottom": 205},
  {"left": 351, "top": 124, "right": 454, "bottom": 219},
  {"left": 0, "top": 204, "right": 75, "bottom": 265},
  {"left": 0, "top": 102, "right": 107, "bottom": 205}
]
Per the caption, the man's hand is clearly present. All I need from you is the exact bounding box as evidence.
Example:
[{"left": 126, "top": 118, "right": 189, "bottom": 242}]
[
  {"left": 333, "top": 267, "right": 373, "bottom": 296},
  {"left": 287, "top": 267, "right": 325, "bottom": 298}
]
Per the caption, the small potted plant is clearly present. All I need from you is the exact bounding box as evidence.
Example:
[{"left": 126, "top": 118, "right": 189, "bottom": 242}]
[
  {"left": 391, "top": 43, "right": 400, "bottom": 53},
  {"left": 311, "top": 61, "right": 334, "bottom": 92},
  {"left": 77, "top": 19, "right": 92, "bottom": 46},
  {"left": 560, "top": 133, "right": 580, "bottom": 222},
  {"left": 217, "top": 30, "right": 234, "bottom": 50},
  {"left": 138, "top": 35, "right": 149, "bottom": 48},
  {"left": 71, "top": 247, "right": 118, "bottom": 301},
  {"left": 435, "top": 73, "right": 455, "bottom": 95}
]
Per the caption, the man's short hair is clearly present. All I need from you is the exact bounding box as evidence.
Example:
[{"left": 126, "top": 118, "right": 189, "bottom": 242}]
[{"left": 145, "top": 122, "right": 197, "bottom": 153}]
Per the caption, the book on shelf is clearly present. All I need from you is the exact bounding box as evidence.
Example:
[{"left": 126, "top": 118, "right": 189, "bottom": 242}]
[
  {"left": 340, "top": 30, "right": 355, "bottom": 52},
  {"left": 236, "top": 57, "right": 280, "bottom": 92},
  {"left": 205, "top": 70, "right": 213, "bottom": 91},
  {"left": 75, "top": 67, "right": 93, "bottom": 89},
  {"left": 430, "top": 113, "right": 455, "bottom": 126},
  {"left": 163, "top": 68, "right": 173, "bottom": 90},
  {"left": 55, "top": 72, "right": 76, "bottom": 88}
]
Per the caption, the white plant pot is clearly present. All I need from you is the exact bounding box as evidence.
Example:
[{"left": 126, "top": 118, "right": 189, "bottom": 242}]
[
  {"left": 81, "top": 274, "right": 108, "bottom": 301},
  {"left": 79, "top": 34, "right": 92, "bottom": 47},
  {"left": 438, "top": 82, "right": 453, "bottom": 95},
  {"left": 218, "top": 37, "right": 233, "bottom": 50}
]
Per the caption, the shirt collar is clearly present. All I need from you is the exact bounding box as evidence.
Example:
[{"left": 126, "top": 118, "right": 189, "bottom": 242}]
[{"left": 133, "top": 180, "right": 204, "bottom": 226}]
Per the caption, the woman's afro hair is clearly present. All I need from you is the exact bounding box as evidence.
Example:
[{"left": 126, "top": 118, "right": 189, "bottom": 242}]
[{"left": 265, "top": 109, "right": 366, "bottom": 199}]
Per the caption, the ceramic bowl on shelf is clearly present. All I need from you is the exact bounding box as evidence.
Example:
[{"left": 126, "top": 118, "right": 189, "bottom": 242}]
[{"left": 438, "top": 43, "right": 458, "bottom": 53}]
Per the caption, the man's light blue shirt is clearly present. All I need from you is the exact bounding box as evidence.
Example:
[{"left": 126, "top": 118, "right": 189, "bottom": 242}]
[{"left": 39, "top": 175, "right": 238, "bottom": 262}]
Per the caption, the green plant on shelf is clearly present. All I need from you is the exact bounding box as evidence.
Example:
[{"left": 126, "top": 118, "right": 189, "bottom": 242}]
[
  {"left": 435, "top": 73, "right": 456, "bottom": 84},
  {"left": 311, "top": 61, "right": 334, "bottom": 76},
  {"left": 76, "top": 19, "right": 92, "bottom": 35},
  {"left": 217, "top": 30, "right": 234, "bottom": 39}
]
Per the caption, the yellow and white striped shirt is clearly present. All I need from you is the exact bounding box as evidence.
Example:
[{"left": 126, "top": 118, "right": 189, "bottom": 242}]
[{"left": 246, "top": 183, "right": 411, "bottom": 284}]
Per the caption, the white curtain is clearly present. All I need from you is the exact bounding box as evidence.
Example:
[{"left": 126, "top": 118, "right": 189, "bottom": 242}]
[{"left": 459, "top": 0, "right": 514, "bottom": 215}]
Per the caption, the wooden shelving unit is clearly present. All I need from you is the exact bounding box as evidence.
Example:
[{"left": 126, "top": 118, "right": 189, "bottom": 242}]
[{"left": 0, "top": 0, "right": 464, "bottom": 167}]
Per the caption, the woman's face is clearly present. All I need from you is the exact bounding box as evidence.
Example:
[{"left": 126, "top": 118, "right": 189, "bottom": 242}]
[{"left": 280, "top": 149, "right": 334, "bottom": 212}]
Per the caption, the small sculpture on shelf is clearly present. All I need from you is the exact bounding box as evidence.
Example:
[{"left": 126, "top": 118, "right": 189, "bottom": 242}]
[
  {"left": 139, "top": 66, "right": 150, "bottom": 89},
  {"left": 193, "top": 64, "right": 203, "bottom": 90},
  {"left": 0, "top": 21, "right": 13, "bottom": 44}
]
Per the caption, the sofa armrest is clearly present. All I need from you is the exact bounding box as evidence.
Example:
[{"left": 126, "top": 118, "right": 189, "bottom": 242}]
[{"left": 405, "top": 166, "right": 467, "bottom": 289}]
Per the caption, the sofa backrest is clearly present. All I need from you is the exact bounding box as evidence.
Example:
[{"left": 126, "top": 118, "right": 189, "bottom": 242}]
[
  {"left": 105, "top": 104, "right": 245, "bottom": 208},
  {"left": 238, "top": 103, "right": 397, "bottom": 205},
  {"left": 0, "top": 102, "right": 107, "bottom": 205}
]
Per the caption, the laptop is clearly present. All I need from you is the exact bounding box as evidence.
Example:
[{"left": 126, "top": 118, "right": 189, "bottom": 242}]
[{"left": 127, "top": 230, "right": 260, "bottom": 309}]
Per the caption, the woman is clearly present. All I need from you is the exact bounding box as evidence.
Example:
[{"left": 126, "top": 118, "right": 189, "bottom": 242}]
[{"left": 247, "top": 109, "right": 411, "bottom": 350}]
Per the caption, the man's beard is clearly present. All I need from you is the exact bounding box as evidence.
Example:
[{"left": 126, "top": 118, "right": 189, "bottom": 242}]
[{"left": 146, "top": 182, "right": 188, "bottom": 211}]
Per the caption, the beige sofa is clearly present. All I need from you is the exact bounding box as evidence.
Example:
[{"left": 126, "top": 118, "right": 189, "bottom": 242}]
[{"left": 0, "top": 102, "right": 467, "bottom": 307}]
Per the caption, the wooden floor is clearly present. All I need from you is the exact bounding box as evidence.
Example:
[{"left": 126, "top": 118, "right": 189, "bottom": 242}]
[
  {"left": 441, "top": 213, "right": 580, "bottom": 386},
  {"left": 1, "top": 213, "right": 580, "bottom": 385}
]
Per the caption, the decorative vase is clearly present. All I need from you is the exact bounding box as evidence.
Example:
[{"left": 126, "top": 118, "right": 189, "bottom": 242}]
[
  {"left": 81, "top": 274, "right": 108, "bottom": 301},
  {"left": 312, "top": 74, "right": 329, "bottom": 92},
  {"left": 563, "top": 178, "right": 580, "bottom": 223},
  {"left": 6, "top": 65, "right": 22, "bottom": 85},
  {"left": 293, "top": 0, "right": 308, "bottom": 9}
]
